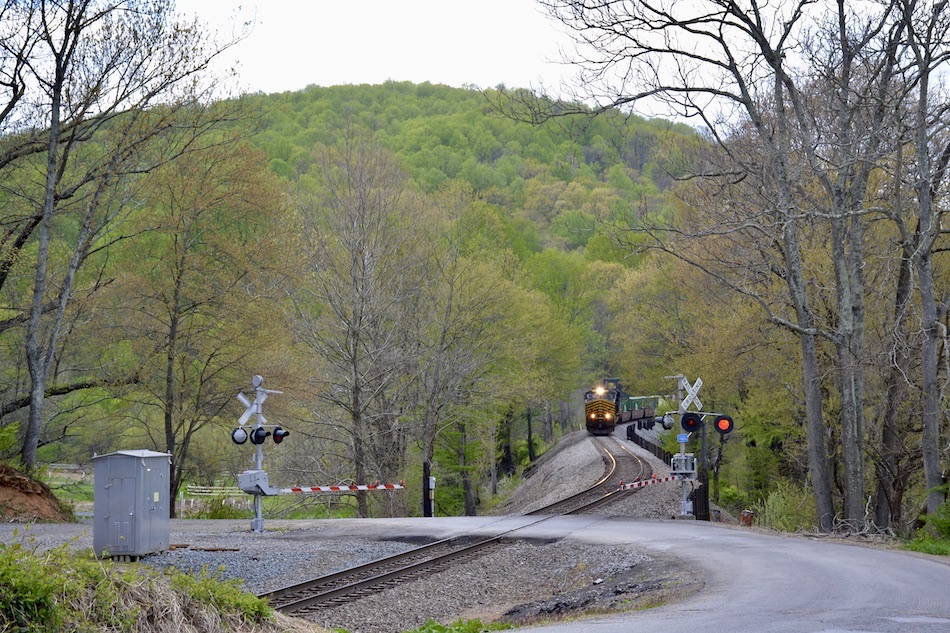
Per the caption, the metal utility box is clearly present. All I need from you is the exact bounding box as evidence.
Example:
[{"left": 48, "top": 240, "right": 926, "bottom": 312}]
[
  {"left": 93, "top": 450, "right": 171, "bottom": 559},
  {"left": 670, "top": 453, "right": 698, "bottom": 478}
]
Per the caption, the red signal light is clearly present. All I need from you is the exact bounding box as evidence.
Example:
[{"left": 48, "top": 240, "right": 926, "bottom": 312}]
[
  {"left": 681, "top": 411, "right": 702, "bottom": 433},
  {"left": 273, "top": 427, "right": 290, "bottom": 444},
  {"left": 714, "top": 415, "right": 734, "bottom": 435}
]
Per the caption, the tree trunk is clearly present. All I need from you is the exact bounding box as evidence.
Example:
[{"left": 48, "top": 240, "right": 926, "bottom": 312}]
[
  {"left": 876, "top": 247, "right": 913, "bottom": 530},
  {"left": 918, "top": 254, "right": 945, "bottom": 518},
  {"left": 498, "top": 406, "right": 515, "bottom": 477},
  {"left": 831, "top": 204, "right": 868, "bottom": 528},
  {"left": 526, "top": 405, "right": 536, "bottom": 462},
  {"left": 458, "top": 422, "right": 477, "bottom": 516},
  {"left": 909, "top": 37, "right": 948, "bottom": 519},
  {"left": 543, "top": 401, "right": 554, "bottom": 441},
  {"left": 21, "top": 52, "right": 65, "bottom": 471},
  {"left": 782, "top": 191, "right": 835, "bottom": 531},
  {"left": 801, "top": 331, "right": 835, "bottom": 532},
  {"left": 352, "top": 379, "right": 369, "bottom": 518}
]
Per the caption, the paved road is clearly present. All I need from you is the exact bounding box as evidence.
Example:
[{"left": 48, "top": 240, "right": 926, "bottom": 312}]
[{"left": 301, "top": 514, "right": 950, "bottom": 633}]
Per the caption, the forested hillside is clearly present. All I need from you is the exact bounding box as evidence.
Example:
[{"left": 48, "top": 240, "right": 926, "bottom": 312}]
[{"left": 2, "top": 1, "right": 949, "bottom": 539}]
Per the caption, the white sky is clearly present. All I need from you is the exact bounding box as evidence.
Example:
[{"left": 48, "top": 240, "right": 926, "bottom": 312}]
[{"left": 175, "top": 0, "right": 579, "bottom": 95}]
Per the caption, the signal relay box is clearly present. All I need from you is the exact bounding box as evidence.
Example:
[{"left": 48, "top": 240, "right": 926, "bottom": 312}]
[{"left": 670, "top": 453, "right": 697, "bottom": 478}]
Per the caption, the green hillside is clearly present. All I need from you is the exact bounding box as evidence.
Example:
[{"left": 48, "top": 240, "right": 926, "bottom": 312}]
[{"left": 246, "top": 81, "right": 694, "bottom": 257}]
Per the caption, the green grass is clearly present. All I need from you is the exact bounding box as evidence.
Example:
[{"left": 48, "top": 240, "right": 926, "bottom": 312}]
[
  {"left": 905, "top": 537, "right": 950, "bottom": 556},
  {"left": 0, "top": 531, "right": 274, "bottom": 632},
  {"left": 904, "top": 491, "right": 950, "bottom": 556}
]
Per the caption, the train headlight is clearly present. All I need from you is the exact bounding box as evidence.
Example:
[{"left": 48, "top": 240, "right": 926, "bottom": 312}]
[{"left": 605, "top": 413, "right": 612, "bottom": 420}]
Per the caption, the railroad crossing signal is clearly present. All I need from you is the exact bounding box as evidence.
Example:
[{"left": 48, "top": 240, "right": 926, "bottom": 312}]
[
  {"left": 713, "top": 414, "right": 734, "bottom": 435},
  {"left": 250, "top": 426, "right": 270, "bottom": 445},
  {"left": 231, "top": 427, "right": 249, "bottom": 444},
  {"left": 681, "top": 411, "right": 702, "bottom": 433},
  {"left": 233, "top": 375, "right": 285, "bottom": 532}
]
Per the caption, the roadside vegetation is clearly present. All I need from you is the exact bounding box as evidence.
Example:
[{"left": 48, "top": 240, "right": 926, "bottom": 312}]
[
  {"left": 0, "top": 534, "right": 514, "bottom": 633},
  {"left": 907, "top": 487, "right": 950, "bottom": 556},
  {"left": 0, "top": 533, "right": 323, "bottom": 633}
]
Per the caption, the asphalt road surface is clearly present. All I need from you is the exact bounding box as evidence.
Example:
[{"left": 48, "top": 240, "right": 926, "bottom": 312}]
[{"left": 307, "top": 514, "right": 950, "bottom": 633}]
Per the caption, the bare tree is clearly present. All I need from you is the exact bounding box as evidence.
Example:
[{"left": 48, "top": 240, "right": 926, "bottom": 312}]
[
  {"left": 892, "top": 0, "right": 950, "bottom": 519},
  {"left": 292, "top": 124, "right": 425, "bottom": 518}
]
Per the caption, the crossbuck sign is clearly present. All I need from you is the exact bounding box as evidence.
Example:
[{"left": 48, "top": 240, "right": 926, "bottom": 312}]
[{"left": 680, "top": 376, "right": 703, "bottom": 411}]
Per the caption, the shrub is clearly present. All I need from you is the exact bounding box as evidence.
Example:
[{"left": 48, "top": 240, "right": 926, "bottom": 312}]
[
  {"left": 0, "top": 539, "right": 138, "bottom": 632},
  {"left": 716, "top": 484, "right": 748, "bottom": 514},
  {"left": 169, "top": 568, "right": 273, "bottom": 622},
  {"left": 0, "top": 542, "right": 62, "bottom": 631},
  {"left": 190, "top": 497, "right": 251, "bottom": 520},
  {"left": 907, "top": 487, "right": 950, "bottom": 555},
  {"left": 924, "top": 492, "right": 950, "bottom": 538},
  {"left": 750, "top": 481, "right": 817, "bottom": 532}
]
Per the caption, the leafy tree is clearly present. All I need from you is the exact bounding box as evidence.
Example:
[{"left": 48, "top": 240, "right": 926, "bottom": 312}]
[
  {"left": 0, "top": 0, "right": 246, "bottom": 471},
  {"left": 528, "top": 0, "right": 950, "bottom": 532},
  {"left": 107, "top": 140, "right": 284, "bottom": 515}
]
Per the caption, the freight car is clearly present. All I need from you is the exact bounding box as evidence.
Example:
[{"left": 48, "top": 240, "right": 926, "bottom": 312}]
[{"left": 617, "top": 396, "right": 659, "bottom": 423}]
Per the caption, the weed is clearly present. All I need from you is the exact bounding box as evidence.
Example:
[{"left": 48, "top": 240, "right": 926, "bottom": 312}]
[
  {"left": 169, "top": 567, "right": 273, "bottom": 621},
  {"left": 750, "top": 481, "right": 817, "bottom": 531},
  {"left": 906, "top": 488, "right": 950, "bottom": 556}
]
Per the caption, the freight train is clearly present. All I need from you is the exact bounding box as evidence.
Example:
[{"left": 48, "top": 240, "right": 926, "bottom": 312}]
[{"left": 584, "top": 378, "right": 658, "bottom": 436}]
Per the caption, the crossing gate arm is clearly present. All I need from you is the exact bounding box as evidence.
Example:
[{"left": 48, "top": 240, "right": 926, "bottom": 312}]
[
  {"left": 278, "top": 481, "right": 406, "bottom": 494},
  {"left": 619, "top": 475, "right": 683, "bottom": 491}
]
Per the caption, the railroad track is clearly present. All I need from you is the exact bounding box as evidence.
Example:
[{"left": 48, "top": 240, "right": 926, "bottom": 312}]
[{"left": 260, "top": 433, "right": 653, "bottom": 616}]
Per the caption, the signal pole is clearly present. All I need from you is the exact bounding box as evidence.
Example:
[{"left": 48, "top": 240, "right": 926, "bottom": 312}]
[{"left": 234, "top": 375, "right": 283, "bottom": 532}]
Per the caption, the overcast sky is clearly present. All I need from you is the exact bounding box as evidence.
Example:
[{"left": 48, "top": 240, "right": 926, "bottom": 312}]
[{"left": 175, "top": 0, "right": 579, "bottom": 95}]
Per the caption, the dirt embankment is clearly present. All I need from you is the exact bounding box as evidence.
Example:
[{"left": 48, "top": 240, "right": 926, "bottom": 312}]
[{"left": 0, "top": 464, "right": 72, "bottom": 522}]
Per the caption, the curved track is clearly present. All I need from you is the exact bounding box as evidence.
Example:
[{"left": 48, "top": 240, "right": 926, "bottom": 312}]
[{"left": 261, "top": 432, "right": 653, "bottom": 616}]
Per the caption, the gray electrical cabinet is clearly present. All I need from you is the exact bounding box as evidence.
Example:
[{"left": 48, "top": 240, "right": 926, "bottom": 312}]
[{"left": 93, "top": 450, "right": 171, "bottom": 560}]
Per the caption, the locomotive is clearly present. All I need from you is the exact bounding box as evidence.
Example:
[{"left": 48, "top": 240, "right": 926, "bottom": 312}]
[
  {"left": 584, "top": 378, "right": 658, "bottom": 435},
  {"left": 584, "top": 384, "right": 619, "bottom": 435}
]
